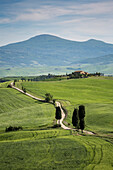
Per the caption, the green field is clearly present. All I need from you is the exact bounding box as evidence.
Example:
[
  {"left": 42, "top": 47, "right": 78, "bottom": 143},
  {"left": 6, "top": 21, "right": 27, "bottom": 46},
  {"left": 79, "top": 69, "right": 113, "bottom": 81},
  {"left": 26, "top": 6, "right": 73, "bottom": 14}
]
[
  {"left": 0, "top": 77, "right": 113, "bottom": 169},
  {"left": 0, "top": 87, "right": 55, "bottom": 131},
  {"left": 21, "top": 77, "right": 113, "bottom": 134},
  {"left": 1, "top": 62, "right": 113, "bottom": 77},
  {"left": 0, "top": 130, "right": 113, "bottom": 170}
]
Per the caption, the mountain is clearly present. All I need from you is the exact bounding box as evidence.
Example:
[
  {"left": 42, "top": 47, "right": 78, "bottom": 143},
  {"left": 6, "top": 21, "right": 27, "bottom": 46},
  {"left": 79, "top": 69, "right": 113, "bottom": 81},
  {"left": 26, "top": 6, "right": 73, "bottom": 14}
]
[
  {"left": 0, "top": 34, "right": 113, "bottom": 76},
  {"left": 79, "top": 54, "right": 113, "bottom": 65}
]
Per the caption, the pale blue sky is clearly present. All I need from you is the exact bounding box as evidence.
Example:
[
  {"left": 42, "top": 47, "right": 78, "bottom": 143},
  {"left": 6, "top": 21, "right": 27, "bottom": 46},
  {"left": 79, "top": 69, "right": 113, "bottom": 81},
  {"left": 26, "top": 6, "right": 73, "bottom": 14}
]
[{"left": 0, "top": 0, "right": 113, "bottom": 46}]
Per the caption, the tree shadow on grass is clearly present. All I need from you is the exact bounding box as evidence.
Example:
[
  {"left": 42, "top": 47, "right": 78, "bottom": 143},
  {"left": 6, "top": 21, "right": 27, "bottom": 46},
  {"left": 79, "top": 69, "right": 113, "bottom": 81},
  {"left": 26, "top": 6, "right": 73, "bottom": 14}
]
[{"left": 35, "top": 100, "right": 46, "bottom": 104}]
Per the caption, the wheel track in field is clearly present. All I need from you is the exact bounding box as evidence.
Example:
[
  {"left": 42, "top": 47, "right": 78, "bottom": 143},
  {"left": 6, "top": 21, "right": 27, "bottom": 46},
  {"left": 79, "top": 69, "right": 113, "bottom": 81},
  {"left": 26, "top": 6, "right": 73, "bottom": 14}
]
[
  {"left": 10, "top": 82, "right": 94, "bottom": 135},
  {"left": 82, "top": 140, "right": 103, "bottom": 170},
  {"left": 77, "top": 139, "right": 96, "bottom": 170},
  {"left": 92, "top": 144, "right": 103, "bottom": 170}
]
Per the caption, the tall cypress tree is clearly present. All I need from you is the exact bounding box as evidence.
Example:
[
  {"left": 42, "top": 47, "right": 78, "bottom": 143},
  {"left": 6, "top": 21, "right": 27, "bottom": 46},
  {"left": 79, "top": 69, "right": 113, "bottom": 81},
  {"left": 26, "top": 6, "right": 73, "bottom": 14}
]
[
  {"left": 79, "top": 105, "right": 85, "bottom": 119},
  {"left": 55, "top": 106, "right": 61, "bottom": 120},
  {"left": 72, "top": 108, "right": 79, "bottom": 129},
  {"left": 79, "top": 105, "right": 85, "bottom": 132},
  {"left": 79, "top": 119, "right": 85, "bottom": 133}
]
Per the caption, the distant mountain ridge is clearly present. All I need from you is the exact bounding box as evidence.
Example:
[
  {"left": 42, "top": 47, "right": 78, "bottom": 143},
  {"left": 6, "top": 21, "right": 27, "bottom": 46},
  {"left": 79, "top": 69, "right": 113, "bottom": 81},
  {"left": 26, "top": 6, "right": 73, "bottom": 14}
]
[
  {"left": 79, "top": 54, "right": 113, "bottom": 65},
  {"left": 0, "top": 34, "right": 113, "bottom": 76}
]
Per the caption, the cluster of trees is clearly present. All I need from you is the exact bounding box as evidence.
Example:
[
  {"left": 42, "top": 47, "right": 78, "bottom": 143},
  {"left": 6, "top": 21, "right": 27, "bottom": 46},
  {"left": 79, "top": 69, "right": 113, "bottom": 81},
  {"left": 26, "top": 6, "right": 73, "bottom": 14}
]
[
  {"left": 68, "top": 73, "right": 88, "bottom": 79},
  {"left": 21, "top": 74, "right": 55, "bottom": 82},
  {"left": 45, "top": 94, "right": 85, "bottom": 132},
  {"left": 55, "top": 104, "right": 86, "bottom": 132},
  {"left": 88, "top": 72, "right": 104, "bottom": 76},
  {"left": 68, "top": 72, "right": 103, "bottom": 79},
  {"left": 72, "top": 105, "right": 85, "bottom": 133},
  {"left": 5, "top": 126, "right": 23, "bottom": 132},
  {"left": 0, "top": 79, "right": 10, "bottom": 83},
  {"left": 20, "top": 74, "right": 68, "bottom": 82},
  {"left": 1, "top": 71, "right": 105, "bottom": 84}
]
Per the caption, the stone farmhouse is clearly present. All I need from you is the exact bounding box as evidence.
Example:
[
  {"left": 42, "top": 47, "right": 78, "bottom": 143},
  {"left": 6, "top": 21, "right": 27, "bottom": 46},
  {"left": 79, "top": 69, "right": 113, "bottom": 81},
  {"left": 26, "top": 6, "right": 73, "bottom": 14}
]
[{"left": 73, "top": 71, "right": 89, "bottom": 76}]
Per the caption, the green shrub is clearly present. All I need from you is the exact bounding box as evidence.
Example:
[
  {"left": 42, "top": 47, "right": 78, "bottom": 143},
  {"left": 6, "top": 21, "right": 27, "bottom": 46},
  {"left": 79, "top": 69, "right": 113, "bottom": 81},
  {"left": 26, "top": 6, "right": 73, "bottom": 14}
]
[
  {"left": 45, "top": 93, "right": 53, "bottom": 102},
  {"left": 5, "top": 126, "right": 23, "bottom": 132}
]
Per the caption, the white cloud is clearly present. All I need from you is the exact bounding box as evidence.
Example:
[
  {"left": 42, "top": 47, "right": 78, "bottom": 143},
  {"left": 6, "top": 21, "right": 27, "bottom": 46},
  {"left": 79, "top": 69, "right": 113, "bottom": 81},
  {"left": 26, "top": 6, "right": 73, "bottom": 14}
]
[
  {"left": 21, "top": 63, "right": 26, "bottom": 66},
  {"left": 0, "top": 18, "right": 11, "bottom": 24},
  {"left": 15, "top": 5, "right": 73, "bottom": 22},
  {"left": 1, "top": 1, "right": 113, "bottom": 23},
  {"left": 31, "top": 60, "right": 39, "bottom": 65},
  {"left": 0, "top": 0, "right": 113, "bottom": 45},
  {"left": 67, "top": 1, "right": 113, "bottom": 16}
]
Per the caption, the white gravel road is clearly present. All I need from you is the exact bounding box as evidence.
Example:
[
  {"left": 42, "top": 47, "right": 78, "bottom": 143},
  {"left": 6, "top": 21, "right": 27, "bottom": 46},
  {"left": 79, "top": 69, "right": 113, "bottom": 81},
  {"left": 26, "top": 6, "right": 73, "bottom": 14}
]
[{"left": 11, "top": 82, "right": 94, "bottom": 135}]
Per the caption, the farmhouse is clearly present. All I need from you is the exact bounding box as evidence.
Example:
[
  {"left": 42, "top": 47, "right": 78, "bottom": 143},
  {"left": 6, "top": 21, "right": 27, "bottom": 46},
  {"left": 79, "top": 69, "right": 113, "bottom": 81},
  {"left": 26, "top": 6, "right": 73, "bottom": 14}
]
[
  {"left": 73, "top": 71, "right": 88, "bottom": 76},
  {"left": 68, "top": 70, "right": 89, "bottom": 79}
]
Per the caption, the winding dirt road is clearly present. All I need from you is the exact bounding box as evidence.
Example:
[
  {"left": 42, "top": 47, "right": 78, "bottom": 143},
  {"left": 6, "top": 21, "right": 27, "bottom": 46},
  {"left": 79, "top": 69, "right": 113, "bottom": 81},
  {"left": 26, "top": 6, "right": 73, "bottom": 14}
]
[
  {"left": 10, "top": 82, "right": 94, "bottom": 135},
  {"left": 56, "top": 101, "right": 71, "bottom": 130},
  {"left": 56, "top": 101, "right": 94, "bottom": 135},
  {"left": 11, "top": 82, "right": 44, "bottom": 102}
]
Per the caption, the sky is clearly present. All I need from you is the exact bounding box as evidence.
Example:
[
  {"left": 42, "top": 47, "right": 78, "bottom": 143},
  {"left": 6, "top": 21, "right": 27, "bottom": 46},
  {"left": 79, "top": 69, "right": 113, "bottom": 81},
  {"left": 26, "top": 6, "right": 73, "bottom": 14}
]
[{"left": 0, "top": 0, "right": 113, "bottom": 46}]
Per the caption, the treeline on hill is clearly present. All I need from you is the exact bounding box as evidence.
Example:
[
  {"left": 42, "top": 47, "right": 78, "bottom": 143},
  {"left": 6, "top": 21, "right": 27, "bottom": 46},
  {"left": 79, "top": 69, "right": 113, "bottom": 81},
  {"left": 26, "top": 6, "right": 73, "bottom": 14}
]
[
  {"left": 68, "top": 72, "right": 103, "bottom": 79},
  {"left": 0, "top": 74, "right": 62, "bottom": 83},
  {"left": 0, "top": 72, "right": 103, "bottom": 83}
]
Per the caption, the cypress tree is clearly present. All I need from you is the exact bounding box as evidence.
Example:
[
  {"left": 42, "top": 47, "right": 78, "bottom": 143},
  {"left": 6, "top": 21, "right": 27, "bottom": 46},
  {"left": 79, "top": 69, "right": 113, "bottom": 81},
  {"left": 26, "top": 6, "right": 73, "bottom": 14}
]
[
  {"left": 79, "top": 119, "right": 85, "bottom": 133},
  {"left": 79, "top": 105, "right": 85, "bottom": 119},
  {"left": 79, "top": 105, "right": 85, "bottom": 132},
  {"left": 55, "top": 106, "right": 61, "bottom": 120},
  {"left": 72, "top": 108, "right": 79, "bottom": 128}
]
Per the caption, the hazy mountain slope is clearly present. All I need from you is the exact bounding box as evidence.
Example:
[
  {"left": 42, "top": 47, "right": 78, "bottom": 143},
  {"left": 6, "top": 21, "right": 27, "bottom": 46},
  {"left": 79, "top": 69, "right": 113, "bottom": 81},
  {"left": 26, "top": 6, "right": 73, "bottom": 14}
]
[
  {"left": 76, "top": 54, "right": 113, "bottom": 65},
  {"left": 1, "top": 34, "right": 113, "bottom": 67}
]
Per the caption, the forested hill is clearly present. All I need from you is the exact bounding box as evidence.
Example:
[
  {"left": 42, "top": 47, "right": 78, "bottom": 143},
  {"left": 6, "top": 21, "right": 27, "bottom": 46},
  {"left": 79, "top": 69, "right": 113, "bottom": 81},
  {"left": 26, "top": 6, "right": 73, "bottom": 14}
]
[{"left": 1, "top": 34, "right": 113, "bottom": 67}]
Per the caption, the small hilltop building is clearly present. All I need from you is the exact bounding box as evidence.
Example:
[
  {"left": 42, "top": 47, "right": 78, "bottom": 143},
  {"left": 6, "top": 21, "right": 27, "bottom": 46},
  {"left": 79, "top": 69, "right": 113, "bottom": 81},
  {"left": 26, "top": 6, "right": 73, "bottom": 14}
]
[
  {"left": 73, "top": 71, "right": 89, "bottom": 77},
  {"left": 68, "top": 70, "right": 89, "bottom": 79}
]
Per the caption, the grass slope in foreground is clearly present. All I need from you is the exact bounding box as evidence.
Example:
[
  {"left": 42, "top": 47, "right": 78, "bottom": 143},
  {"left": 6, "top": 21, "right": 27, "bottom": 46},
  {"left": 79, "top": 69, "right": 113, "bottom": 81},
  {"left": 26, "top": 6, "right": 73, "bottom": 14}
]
[
  {"left": 21, "top": 77, "right": 113, "bottom": 134},
  {"left": 0, "top": 80, "right": 113, "bottom": 169},
  {"left": 0, "top": 131, "right": 113, "bottom": 170},
  {"left": 0, "top": 84, "right": 55, "bottom": 131}
]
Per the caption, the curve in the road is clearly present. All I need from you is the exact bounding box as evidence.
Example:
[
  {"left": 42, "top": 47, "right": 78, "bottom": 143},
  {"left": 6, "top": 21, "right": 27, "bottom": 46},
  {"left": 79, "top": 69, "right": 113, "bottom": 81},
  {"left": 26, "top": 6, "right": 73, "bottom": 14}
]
[{"left": 10, "top": 82, "right": 94, "bottom": 135}]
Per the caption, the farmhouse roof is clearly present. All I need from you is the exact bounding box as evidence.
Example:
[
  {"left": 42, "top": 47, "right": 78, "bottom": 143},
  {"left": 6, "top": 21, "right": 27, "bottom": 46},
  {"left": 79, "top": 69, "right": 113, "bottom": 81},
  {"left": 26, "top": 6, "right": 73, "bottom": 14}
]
[
  {"left": 74, "top": 71, "right": 83, "bottom": 73},
  {"left": 74, "top": 71, "right": 89, "bottom": 74}
]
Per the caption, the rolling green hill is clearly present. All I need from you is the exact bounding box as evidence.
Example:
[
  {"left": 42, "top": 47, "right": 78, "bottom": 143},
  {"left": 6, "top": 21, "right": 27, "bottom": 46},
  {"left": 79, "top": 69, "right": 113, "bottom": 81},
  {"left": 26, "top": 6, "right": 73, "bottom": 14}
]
[
  {"left": 21, "top": 77, "right": 113, "bottom": 134},
  {"left": 0, "top": 78, "right": 113, "bottom": 169},
  {"left": 0, "top": 133, "right": 113, "bottom": 170},
  {"left": 0, "top": 85, "right": 55, "bottom": 131}
]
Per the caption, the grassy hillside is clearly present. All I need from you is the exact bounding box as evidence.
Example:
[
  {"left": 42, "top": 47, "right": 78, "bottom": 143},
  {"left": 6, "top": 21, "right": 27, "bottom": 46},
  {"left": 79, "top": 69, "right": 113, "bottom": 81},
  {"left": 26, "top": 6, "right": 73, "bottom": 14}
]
[
  {"left": 0, "top": 66, "right": 72, "bottom": 78},
  {"left": 21, "top": 77, "right": 113, "bottom": 134},
  {"left": 1, "top": 63, "right": 113, "bottom": 78},
  {"left": 0, "top": 85, "right": 55, "bottom": 131},
  {"left": 0, "top": 130, "right": 113, "bottom": 170},
  {"left": 0, "top": 79, "right": 113, "bottom": 169}
]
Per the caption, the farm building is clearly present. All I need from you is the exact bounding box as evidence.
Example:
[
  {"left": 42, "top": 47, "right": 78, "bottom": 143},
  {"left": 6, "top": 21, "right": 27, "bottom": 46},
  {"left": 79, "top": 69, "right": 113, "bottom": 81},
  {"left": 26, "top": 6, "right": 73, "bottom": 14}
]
[{"left": 73, "top": 71, "right": 88, "bottom": 76}]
